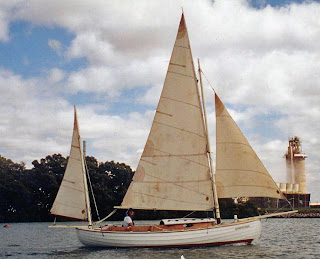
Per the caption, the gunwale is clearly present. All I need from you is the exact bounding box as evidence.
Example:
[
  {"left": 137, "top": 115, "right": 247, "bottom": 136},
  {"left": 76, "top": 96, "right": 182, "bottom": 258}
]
[{"left": 81, "top": 218, "right": 259, "bottom": 234}]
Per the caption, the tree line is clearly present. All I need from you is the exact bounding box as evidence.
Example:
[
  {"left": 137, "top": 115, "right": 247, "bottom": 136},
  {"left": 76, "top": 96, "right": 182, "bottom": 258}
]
[
  {"left": 0, "top": 154, "right": 259, "bottom": 223},
  {"left": 0, "top": 154, "right": 134, "bottom": 223}
]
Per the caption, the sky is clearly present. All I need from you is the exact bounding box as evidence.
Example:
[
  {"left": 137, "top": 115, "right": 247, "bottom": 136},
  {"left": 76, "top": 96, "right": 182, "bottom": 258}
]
[{"left": 0, "top": 0, "right": 319, "bottom": 202}]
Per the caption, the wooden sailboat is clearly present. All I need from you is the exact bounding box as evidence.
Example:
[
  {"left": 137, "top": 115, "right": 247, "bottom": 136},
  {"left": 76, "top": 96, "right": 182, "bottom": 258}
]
[{"left": 51, "top": 13, "right": 296, "bottom": 247}]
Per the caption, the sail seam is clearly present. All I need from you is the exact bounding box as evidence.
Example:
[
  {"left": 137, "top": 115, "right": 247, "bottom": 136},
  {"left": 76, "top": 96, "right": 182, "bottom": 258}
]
[
  {"left": 133, "top": 191, "right": 211, "bottom": 206},
  {"left": 142, "top": 152, "right": 207, "bottom": 158},
  {"left": 219, "top": 185, "right": 279, "bottom": 190},
  {"left": 141, "top": 147, "right": 208, "bottom": 168},
  {"left": 134, "top": 172, "right": 211, "bottom": 197},
  {"left": 153, "top": 120, "right": 205, "bottom": 138},
  {"left": 141, "top": 156, "right": 208, "bottom": 168},
  {"left": 156, "top": 110, "right": 172, "bottom": 117},
  {"left": 174, "top": 44, "right": 189, "bottom": 50},
  {"left": 169, "top": 62, "right": 186, "bottom": 67},
  {"left": 167, "top": 70, "right": 194, "bottom": 79},
  {"left": 161, "top": 96, "right": 200, "bottom": 109},
  {"left": 216, "top": 169, "right": 270, "bottom": 177},
  {"left": 135, "top": 179, "right": 212, "bottom": 183},
  {"left": 60, "top": 183, "right": 86, "bottom": 192},
  {"left": 68, "top": 156, "right": 82, "bottom": 162},
  {"left": 216, "top": 142, "right": 251, "bottom": 148},
  {"left": 51, "top": 212, "right": 86, "bottom": 221},
  {"left": 62, "top": 179, "right": 75, "bottom": 184},
  {"left": 53, "top": 201, "right": 87, "bottom": 210},
  {"left": 140, "top": 158, "right": 157, "bottom": 165}
]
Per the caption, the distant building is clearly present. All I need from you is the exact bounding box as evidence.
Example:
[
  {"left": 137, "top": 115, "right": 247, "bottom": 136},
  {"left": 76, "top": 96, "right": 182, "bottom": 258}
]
[
  {"left": 285, "top": 136, "right": 307, "bottom": 193},
  {"left": 256, "top": 137, "right": 311, "bottom": 209}
]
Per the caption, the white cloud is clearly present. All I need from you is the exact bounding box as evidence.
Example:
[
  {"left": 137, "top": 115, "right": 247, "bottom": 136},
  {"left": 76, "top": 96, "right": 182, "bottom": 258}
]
[
  {"left": 0, "top": 67, "right": 154, "bottom": 170},
  {"left": 48, "top": 39, "right": 62, "bottom": 55},
  {"left": 67, "top": 32, "right": 116, "bottom": 65},
  {"left": 66, "top": 55, "right": 166, "bottom": 95},
  {"left": 67, "top": 66, "right": 114, "bottom": 94},
  {"left": 47, "top": 68, "right": 66, "bottom": 84},
  {"left": 0, "top": 1, "right": 25, "bottom": 41},
  {"left": 0, "top": 69, "right": 72, "bottom": 164},
  {"left": 137, "top": 83, "right": 162, "bottom": 106},
  {"left": 78, "top": 107, "right": 154, "bottom": 168}
]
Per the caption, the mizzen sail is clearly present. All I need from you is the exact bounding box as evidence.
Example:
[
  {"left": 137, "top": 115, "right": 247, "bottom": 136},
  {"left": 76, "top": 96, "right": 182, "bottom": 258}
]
[
  {"left": 117, "top": 14, "right": 214, "bottom": 211},
  {"left": 215, "top": 94, "right": 283, "bottom": 199},
  {"left": 50, "top": 106, "right": 90, "bottom": 220}
]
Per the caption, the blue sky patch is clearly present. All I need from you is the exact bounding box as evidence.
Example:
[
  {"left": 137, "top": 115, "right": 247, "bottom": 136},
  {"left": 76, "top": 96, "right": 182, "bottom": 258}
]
[
  {"left": 248, "top": 0, "right": 319, "bottom": 8},
  {"left": 0, "top": 20, "right": 87, "bottom": 78}
]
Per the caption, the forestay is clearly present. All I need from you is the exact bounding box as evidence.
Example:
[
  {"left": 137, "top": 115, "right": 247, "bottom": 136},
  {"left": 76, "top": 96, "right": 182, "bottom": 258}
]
[
  {"left": 50, "top": 106, "right": 90, "bottom": 220},
  {"left": 117, "top": 14, "right": 214, "bottom": 211},
  {"left": 215, "top": 94, "right": 284, "bottom": 199}
]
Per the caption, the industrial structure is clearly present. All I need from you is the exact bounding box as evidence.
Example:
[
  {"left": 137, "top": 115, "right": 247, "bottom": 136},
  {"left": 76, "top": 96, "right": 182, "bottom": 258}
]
[
  {"left": 285, "top": 136, "right": 307, "bottom": 193},
  {"left": 277, "top": 137, "right": 310, "bottom": 208},
  {"left": 254, "top": 137, "right": 311, "bottom": 209}
]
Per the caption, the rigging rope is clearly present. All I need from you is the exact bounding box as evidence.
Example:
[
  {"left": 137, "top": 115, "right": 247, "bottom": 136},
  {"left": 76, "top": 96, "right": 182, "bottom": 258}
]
[
  {"left": 182, "top": 211, "right": 196, "bottom": 218},
  {"left": 84, "top": 157, "right": 101, "bottom": 221},
  {"left": 201, "top": 70, "right": 216, "bottom": 94},
  {"left": 200, "top": 69, "right": 292, "bottom": 218},
  {"left": 94, "top": 209, "right": 117, "bottom": 225}
]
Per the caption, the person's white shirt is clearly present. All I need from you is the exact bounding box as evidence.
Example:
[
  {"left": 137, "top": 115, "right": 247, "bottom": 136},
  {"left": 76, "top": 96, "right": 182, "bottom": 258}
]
[{"left": 122, "top": 216, "right": 133, "bottom": 227}]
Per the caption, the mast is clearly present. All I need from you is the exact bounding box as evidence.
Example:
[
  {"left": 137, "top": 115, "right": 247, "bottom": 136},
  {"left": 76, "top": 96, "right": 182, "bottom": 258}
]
[
  {"left": 76, "top": 106, "right": 92, "bottom": 227},
  {"left": 83, "top": 159, "right": 93, "bottom": 227},
  {"left": 82, "top": 152, "right": 92, "bottom": 227},
  {"left": 197, "top": 59, "right": 221, "bottom": 224},
  {"left": 83, "top": 140, "right": 87, "bottom": 157}
]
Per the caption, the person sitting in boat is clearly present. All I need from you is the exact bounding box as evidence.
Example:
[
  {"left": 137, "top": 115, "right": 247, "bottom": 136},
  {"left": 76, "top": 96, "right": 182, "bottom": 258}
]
[{"left": 122, "top": 208, "right": 135, "bottom": 227}]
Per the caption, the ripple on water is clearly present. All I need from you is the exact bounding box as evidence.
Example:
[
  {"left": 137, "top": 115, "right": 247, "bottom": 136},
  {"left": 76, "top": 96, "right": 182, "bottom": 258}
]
[{"left": 0, "top": 219, "right": 319, "bottom": 258}]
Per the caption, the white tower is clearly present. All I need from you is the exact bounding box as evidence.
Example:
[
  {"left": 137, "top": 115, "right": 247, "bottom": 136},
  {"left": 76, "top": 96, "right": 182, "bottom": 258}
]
[{"left": 285, "top": 137, "right": 307, "bottom": 193}]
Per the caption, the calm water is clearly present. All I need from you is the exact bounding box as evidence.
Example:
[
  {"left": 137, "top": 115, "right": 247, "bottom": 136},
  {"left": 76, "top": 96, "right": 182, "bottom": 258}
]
[{"left": 1, "top": 218, "right": 319, "bottom": 258}]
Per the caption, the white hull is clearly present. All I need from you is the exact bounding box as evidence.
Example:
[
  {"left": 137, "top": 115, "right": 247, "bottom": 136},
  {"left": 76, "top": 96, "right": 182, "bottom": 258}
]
[{"left": 76, "top": 219, "right": 261, "bottom": 248}]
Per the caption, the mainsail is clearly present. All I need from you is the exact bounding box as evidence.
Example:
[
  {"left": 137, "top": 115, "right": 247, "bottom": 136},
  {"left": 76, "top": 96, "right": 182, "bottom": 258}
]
[
  {"left": 215, "top": 94, "right": 284, "bottom": 199},
  {"left": 50, "top": 106, "right": 91, "bottom": 220},
  {"left": 118, "top": 14, "right": 214, "bottom": 211}
]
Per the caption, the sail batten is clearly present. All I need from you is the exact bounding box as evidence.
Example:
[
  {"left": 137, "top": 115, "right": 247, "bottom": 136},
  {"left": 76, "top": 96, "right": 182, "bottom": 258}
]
[
  {"left": 215, "top": 94, "right": 283, "bottom": 199},
  {"left": 50, "top": 107, "right": 90, "bottom": 220},
  {"left": 118, "top": 14, "right": 214, "bottom": 211}
]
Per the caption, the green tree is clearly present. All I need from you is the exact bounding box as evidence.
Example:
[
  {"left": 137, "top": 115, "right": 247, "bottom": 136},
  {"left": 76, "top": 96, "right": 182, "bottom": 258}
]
[
  {"left": 218, "top": 198, "right": 259, "bottom": 219},
  {"left": 86, "top": 158, "right": 134, "bottom": 221},
  {"left": 0, "top": 155, "right": 29, "bottom": 222},
  {"left": 27, "top": 154, "right": 67, "bottom": 221}
]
